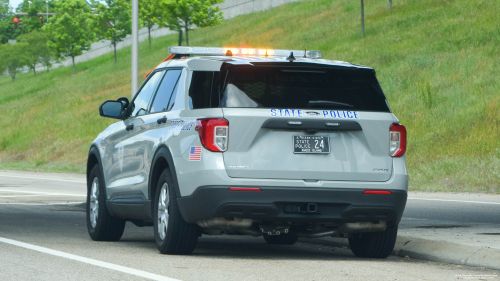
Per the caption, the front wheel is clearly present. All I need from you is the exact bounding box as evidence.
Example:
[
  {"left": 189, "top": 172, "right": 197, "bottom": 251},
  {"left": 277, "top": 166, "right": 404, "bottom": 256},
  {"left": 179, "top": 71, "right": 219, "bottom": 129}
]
[
  {"left": 86, "top": 164, "right": 125, "bottom": 241},
  {"left": 348, "top": 226, "right": 398, "bottom": 258},
  {"left": 153, "top": 169, "right": 199, "bottom": 255}
]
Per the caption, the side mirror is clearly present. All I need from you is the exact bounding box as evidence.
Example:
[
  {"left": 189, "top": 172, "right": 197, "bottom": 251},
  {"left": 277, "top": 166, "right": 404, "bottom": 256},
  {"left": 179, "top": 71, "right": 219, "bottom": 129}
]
[{"left": 99, "top": 97, "right": 129, "bottom": 120}]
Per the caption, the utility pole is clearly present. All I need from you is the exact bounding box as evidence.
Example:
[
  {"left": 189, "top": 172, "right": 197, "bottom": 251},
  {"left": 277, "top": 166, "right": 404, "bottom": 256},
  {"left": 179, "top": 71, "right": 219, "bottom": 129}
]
[
  {"left": 131, "top": 0, "right": 139, "bottom": 98},
  {"left": 389, "top": 0, "right": 392, "bottom": 10},
  {"left": 46, "top": 1, "right": 49, "bottom": 22}
]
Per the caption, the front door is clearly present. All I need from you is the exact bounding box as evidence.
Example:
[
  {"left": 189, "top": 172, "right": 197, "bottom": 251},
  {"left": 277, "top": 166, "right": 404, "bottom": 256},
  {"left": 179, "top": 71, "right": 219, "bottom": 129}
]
[
  {"left": 105, "top": 68, "right": 184, "bottom": 199},
  {"left": 105, "top": 70, "right": 165, "bottom": 198}
]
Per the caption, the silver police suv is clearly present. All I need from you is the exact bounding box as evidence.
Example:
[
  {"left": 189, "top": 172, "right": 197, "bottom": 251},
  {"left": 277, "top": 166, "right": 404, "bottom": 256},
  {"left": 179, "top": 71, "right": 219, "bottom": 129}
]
[{"left": 86, "top": 47, "right": 408, "bottom": 258}]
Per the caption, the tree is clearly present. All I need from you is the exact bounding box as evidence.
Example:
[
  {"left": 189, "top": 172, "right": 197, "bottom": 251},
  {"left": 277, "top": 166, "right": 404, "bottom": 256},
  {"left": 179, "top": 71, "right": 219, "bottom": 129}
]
[
  {"left": 0, "top": 0, "right": 20, "bottom": 44},
  {"left": 154, "top": 0, "right": 224, "bottom": 46},
  {"left": 43, "top": 0, "right": 94, "bottom": 74},
  {"left": 24, "top": 6, "right": 43, "bottom": 32},
  {"left": 18, "top": 30, "right": 51, "bottom": 76},
  {"left": 2, "top": 42, "right": 29, "bottom": 82},
  {"left": 0, "top": 44, "right": 7, "bottom": 75},
  {"left": 1, "top": 0, "right": 11, "bottom": 21},
  {"left": 40, "top": 46, "right": 54, "bottom": 72},
  {"left": 92, "top": 0, "right": 131, "bottom": 63},
  {"left": 16, "top": 0, "right": 55, "bottom": 13},
  {"left": 139, "top": 0, "right": 161, "bottom": 49},
  {"left": 0, "top": 20, "right": 20, "bottom": 44}
]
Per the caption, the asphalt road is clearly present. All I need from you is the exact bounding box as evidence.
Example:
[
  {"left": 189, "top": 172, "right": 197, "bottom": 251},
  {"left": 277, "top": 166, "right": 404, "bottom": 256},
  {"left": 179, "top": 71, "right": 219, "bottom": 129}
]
[{"left": 0, "top": 171, "right": 499, "bottom": 280}]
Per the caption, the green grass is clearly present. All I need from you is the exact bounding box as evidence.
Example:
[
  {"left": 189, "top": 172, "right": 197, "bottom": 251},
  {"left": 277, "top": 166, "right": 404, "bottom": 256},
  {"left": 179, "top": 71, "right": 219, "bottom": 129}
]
[{"left": 0, "top": 0, "right": 499, "bottom": 192}]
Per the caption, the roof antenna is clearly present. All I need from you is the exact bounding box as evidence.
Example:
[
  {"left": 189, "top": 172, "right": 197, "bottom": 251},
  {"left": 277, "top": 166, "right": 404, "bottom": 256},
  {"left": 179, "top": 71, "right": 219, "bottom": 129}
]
[
  {"left": 303, "top": 49, "right": 307, "bottom": 58},
  {"left": 286, "top": 52, "right": 296, "bottom": 62},
  {"left": 265, "top": 49, "right": 268, "bottom": 57},
  {"left": 225, "top": 50, "right": 233, "bottom": 56}
]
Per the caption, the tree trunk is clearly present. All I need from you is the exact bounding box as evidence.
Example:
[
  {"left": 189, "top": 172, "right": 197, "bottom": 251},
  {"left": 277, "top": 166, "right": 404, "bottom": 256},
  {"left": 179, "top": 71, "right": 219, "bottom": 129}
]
[
  {"left": 389, "top": 0, "right": 392, "bottom": 9},
  {"left": 72, "top": 57, "right": 75, "bottom": 74},
  {"left": 178, "top": 29, "right": 183, "bottom": 46},
  {"left": 148, "top": 25, "right": 151, "bottom": 49},
  {"left": 11, "top": 73, "right": 15, "bottom": 82},
  {"left": 361, "top": 0, "right": 365, "bottom": 38},
  {"left": 47, "top": 66, "right": 49, "bottom": 72},
  {"left": 113, "top": 41, "right": 117, "bottom": 64},
  {"left": 185, "top": 21, "right": 189, "bottom": 46},
  {"left": 33, "top": 65, "right": 36, "bottom": 76}
]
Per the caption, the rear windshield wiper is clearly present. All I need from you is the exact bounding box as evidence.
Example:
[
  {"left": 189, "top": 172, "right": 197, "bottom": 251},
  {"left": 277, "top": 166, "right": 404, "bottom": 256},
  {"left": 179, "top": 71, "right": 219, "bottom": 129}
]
[{"left": 307, "top": 100, "right": 354, "bottom": 109}]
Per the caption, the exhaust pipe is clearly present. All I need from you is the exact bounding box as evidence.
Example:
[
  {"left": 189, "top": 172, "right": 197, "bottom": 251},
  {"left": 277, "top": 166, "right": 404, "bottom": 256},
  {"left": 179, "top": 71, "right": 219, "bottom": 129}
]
[
  {"left": 339, "top": 221, "right": 387, "bottom": 234},
  {"left": 197, "top": 217, "right": 253, "bottom": 229},
  {"left": 295, "top": 230, "right": 339, "bottom": 238}
]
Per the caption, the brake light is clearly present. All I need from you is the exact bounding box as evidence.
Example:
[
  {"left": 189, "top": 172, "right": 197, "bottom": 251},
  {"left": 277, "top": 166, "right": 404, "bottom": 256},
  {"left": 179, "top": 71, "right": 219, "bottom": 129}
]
[
  {"left": 390, "top": 123, "right": 407, "bottom": 157},
  {"left": 363, "top": 190, "right": 392, "bottom": 195},
  {"left": 195, "top": 118, "right": 229, "bottom": 152}
]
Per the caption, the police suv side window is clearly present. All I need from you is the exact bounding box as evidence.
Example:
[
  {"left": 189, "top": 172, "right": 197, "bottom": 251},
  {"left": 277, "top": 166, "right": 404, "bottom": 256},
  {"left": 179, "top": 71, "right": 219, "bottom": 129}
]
[
  {"left": 189, "top": 71, "right": 219, "bottom": 109},
  {"left": 131, "top": 71, "right": 164, "bottom": 117},
  {"left": 150, "top": 70, "right": 182, "bottom": 113}
]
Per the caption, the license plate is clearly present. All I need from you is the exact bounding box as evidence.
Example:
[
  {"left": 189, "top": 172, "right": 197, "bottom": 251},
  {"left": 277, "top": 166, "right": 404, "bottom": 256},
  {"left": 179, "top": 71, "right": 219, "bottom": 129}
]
[{"left": 293, "top": 135, "right": 330, "bottom": 154}]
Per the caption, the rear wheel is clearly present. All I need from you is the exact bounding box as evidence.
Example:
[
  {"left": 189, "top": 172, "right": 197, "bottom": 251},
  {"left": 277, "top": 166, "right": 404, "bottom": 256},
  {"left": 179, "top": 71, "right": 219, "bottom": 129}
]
[
  {"left": 86, "top": 164, "right": 126, "bottom": 241},
  {"left": 153, "top": 169, "right": 199, "bottom": 255},
  {"left": 348, "top": 226, "right": 398, "bottom": 258},
  {"left": 263, "top": 232, "right": 299, "bottom": 245}
]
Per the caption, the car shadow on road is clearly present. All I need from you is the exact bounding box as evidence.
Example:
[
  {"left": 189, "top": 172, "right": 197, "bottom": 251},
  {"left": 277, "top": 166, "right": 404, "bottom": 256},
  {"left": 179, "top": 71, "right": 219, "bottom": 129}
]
[
  {"left": 190, "top": 236, "right": 359, "bottom": 261},
  {"left": 118, "top": 230, "right": 358, "bottom": 260}
]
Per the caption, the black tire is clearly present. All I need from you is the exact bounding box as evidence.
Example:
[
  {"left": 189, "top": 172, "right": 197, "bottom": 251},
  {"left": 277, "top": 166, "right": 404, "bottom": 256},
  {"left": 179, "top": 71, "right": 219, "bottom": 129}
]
[
  {"left": 86, "top": 164, "right": 126, "bottom": 241},
  {"left": 348, "top": 226, "right": 398, "bottom": 258},
  {"left": 263, "top": 232, "right": 299, "bottom": 245},
  {"left": 153, "top": 169, "right": 199, "bottom": 255}
]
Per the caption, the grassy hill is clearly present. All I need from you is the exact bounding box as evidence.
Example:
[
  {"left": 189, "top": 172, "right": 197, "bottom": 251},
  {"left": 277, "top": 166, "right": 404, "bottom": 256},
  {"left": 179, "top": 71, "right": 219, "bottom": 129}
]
[{"left": 0, "top": 0, "right": 498, "bottom": 193}]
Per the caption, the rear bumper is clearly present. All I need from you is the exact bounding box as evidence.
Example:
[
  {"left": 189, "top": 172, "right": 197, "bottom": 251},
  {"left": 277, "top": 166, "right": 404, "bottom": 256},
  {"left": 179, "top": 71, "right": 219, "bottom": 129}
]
[{"left": 177, "top": 186, "right": 407, "bottom": 225}]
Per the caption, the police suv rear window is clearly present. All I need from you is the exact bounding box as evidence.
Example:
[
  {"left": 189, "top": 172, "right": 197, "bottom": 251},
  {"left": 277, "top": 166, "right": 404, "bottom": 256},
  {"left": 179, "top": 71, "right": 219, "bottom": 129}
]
[{"left": 220, "top": 66, "right": 390, "bottom": 112}]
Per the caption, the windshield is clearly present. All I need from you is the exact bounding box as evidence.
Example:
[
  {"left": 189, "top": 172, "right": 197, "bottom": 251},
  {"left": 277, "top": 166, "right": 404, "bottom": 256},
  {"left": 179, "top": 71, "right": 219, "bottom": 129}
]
[{"left": 220, "top": 65, "right": 390, "bottom": 112}]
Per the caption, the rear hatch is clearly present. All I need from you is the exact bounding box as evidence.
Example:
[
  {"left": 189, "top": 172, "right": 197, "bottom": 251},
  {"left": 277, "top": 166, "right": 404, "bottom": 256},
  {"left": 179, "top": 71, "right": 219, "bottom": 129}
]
[{"left": 220, "top": 63, "right": 395, "bottom": 182}]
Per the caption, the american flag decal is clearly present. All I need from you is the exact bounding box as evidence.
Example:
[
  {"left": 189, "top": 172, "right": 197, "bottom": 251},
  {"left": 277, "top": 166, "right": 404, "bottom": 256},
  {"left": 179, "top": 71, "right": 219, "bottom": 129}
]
[{"left": 189, "top": 146, "right": 202, "bottom": 161}]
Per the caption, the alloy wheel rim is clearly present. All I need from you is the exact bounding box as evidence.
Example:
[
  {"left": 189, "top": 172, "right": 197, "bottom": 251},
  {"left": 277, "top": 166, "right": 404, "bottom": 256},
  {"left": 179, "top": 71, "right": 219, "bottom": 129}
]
[
  {"left": 89, "top": 177, "right": 99, "bottom": 228},
  {"left": 157, "top": 183, "right": 170, "bottom": 240}
]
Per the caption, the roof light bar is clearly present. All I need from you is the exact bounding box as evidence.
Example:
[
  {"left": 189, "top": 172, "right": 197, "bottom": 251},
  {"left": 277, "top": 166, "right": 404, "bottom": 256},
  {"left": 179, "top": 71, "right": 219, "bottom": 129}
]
[{"left": 168, "top": 46, "right": 321, "bottom": 59}]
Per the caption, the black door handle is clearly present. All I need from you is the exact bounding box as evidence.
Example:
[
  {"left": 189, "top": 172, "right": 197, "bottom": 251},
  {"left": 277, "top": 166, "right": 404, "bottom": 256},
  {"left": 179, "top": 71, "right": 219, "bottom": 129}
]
[
  {"left": 157, "top": 117, "right": 167, "bottom": 124},
  {"left": 126, "top": 124, "right": 134, "bottom": 131}
]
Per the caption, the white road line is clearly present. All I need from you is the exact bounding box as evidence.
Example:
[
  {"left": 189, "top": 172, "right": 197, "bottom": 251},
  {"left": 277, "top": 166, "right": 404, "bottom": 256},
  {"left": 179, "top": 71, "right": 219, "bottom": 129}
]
[
  {"left": 0, "top": 189, "right": 86, "bottom": 197},
  {"left": 0, "top": 174, "right": 85, "bottom": 183},
  {"left": 0, "top": 237, "right": 179, "bottom": 281},
  {"left": 0, "top": 195, "right": 74, "bottom": 198},
  {"left": 408, "top": 198, "right": 500, "bottom": 205},
  {"left": 0, "top": 202, "right": 84, "bottom": 205}
]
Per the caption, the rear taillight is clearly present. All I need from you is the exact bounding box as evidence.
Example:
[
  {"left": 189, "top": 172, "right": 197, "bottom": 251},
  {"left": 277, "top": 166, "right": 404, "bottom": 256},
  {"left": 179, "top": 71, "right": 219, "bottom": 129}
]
[
  {"left": 363, "top": 190, "right": 392, "bottom": 195},
  {"left": 389, "top": 123, "right": 407, "bottom": 157},
  {"left": 195, "top": 118, "right": 229, "bottom": 152}
]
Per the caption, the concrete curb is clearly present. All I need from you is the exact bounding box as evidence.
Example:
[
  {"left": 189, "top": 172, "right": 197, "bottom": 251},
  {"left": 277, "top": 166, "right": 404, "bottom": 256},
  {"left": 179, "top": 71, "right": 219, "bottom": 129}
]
[{"left": 299, "top": 236, "right": 500, "bottom": 270}]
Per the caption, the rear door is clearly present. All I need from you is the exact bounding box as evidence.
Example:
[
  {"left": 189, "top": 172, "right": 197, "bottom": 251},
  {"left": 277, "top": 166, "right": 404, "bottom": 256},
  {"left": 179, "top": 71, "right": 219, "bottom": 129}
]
[{"left": 220, "top": 64, "right": 395, "bottom": 182}]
